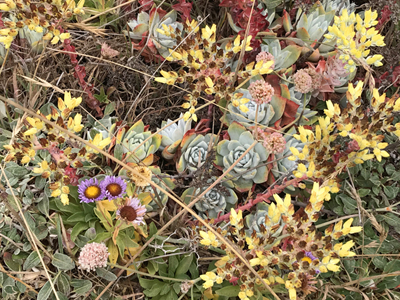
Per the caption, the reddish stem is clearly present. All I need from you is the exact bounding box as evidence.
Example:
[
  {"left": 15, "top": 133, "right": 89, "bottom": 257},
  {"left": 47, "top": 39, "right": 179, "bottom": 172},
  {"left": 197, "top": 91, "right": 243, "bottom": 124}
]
[
  {"left": 63, "top": 39, "right": 103, "bottom": 117},
  {"left": 209, "top": 175, "right": 307, "bottom": 224}
]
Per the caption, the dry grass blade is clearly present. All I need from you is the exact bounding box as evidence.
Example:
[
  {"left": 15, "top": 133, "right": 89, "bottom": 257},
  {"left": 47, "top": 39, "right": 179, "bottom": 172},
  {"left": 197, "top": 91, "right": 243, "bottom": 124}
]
[
  {"left": 64, "top": 23, "right": 108, "bottom": 36},
  {"left": 20, "top": 75, "right": 65, "bottom": 94}
]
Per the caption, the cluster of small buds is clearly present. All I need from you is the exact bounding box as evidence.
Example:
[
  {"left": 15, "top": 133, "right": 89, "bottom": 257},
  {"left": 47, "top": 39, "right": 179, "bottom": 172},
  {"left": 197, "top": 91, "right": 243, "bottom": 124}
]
[
  {"left": 324, "top": 9, "right": 385, "bottom": 72},
  {"left": 292, "top": 68, "right": 321, "bottom": 94},
  {"left": 0, "top": 0, "right": 85, "bottom": 49},
  {"left": 292, "top": 69, "right": 313, "bottom": 94},
  {"left": 256, "top": 51, "right": 275, "bottom": 69},
  {"left": 78, "top": 242, "right": 109, "bottom": 271},
  {"left": 198, "top": 183, "right": 362, "bottom": 300},
  {"left": 155, "top": 20, "right": 274, "bottom": 121},
  {"left": 289, "top": 81, "right": 400, "bottom": 194},
  {"left": 248, "top": 79, "right": 274, "bottom": 105},
  {"left": 256, "top": 129, "right": 286, "bottom": 153},
  {"left": 3, "top": 92, "right": 111, "bottom": 205}
]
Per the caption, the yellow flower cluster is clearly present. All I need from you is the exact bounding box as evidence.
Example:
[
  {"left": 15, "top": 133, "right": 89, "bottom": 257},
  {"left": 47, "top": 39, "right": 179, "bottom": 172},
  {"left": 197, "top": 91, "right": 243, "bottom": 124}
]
[
  {"left": 198, "top": 183, "right": 361, "bottom": 300},
  {"left": 155, "top": 20, "right": 273, "bottom": 121},
  {"left": 0, "top": 0, "right": 85, "bottom": 49},
  {"left": 4, "top": 92, "right": 111, "bottom": 205},
  {"left": 289, "top": 81, "right": 400, "bottom": 194},
  {"left": 324, "top": 9, "right": 385, "bottom": 72}
]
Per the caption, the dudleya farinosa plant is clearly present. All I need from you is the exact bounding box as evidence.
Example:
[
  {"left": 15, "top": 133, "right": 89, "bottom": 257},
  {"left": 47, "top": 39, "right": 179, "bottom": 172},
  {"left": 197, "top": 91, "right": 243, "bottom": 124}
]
[
  {"left": 294, "top": 3, "right": 336, "bottom": 58},
  {"left": 322, "top": 0, "right": 356, "bottom": 14},
  {"left": 222, "top": 88, "right": 275, "bottom": 129},
  {"left": 177, "top": 133, "right": 217, "bottom": 173},
  {"left": 222, "top": 81, "right": 290, "bottom": 129},
  {"left": 182, "top": 177, "right": 237, "bottom": 219},
  {"left": 260, "top": 38, "right": 302, "bottom": 71},
  {"left": 125, "top": 7, "right": 183, "bottom": 58},
  {"left": 158, "top": 113, "right": 191, "bottom": 159},
  {"left": 216, "top": 122, "right": 269, "bottom": 192},
  {"left": 118, "top": 120, "right": 161, "bottom": 165}
]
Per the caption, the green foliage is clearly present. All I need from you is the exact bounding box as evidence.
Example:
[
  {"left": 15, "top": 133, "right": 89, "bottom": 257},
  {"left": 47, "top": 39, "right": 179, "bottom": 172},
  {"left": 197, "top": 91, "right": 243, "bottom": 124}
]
[{"left": 139, "top": 250, "right": 202, "bottom": 300}]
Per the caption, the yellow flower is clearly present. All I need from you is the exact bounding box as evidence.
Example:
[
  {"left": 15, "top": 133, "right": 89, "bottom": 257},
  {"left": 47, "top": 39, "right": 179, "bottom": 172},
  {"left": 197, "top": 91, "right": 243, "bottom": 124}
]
[
  {"left": 273, "top": 193, "right": 292, "bottom": 215},
  {"left": 238, "top": 291, "right": 249, "bottom": 300},
  {"left": 199, "top": 231, "right": 219, "bottom": 247},
  {"left": 201, "top": 24, "right": 216, "bottom": 44},
  {"left": 229, "top": 208, "right": 243, "bottom": 228},
  {"left": 373, "top": 142, "right": 389, "bottom": 162},
  {"left": 68, "top": 114, "right": 84, "bottom": 132},
  {"left": 347, "top": 81, "right": 364, "bottom": 104},
  {"left": 64, "top": 91, "right": 82, "bottom": 110},
  {"left": 73, "top": 0, "right": 85, "bottom": 14},
  {"left": 324, "top": 100, "right": 340, "bottom": 118},
  {"left": 33, "top": 161, "right": 50, "bottom": 176},
  {"left": 155, "top": 70, "right": 178, "bottom": 85},
  {"left": 232, "top": 35, "right": 252, "bottom": 53},
  {"left": 200, "top": 271, "right": 216, "bottom": 289},
  {"left": 250, "top": 250, "right": 269, "bottom": 267},
  {"left": 0, "top": 3, "right": 11, "bottom": 11},
  {"left": 87, "top": 133, "right": 111, "bottom": 153}
]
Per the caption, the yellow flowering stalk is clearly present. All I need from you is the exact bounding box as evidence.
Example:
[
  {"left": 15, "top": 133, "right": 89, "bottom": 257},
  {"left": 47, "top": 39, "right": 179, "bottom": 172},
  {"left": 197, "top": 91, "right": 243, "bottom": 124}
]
[
  {"left": 3, "top": 92, "right": 111, "bottom": 205},
  {"left": 289, "top": 81, "right": 400, "bottom": 194},
  {"left": 198, "top": 183, "right": 361, "bottom": 300},
  {"left": 324, "top": 9, "right": 385, "bottom": 72},
  {"left": 0, "top": 0, "right": 85, "bottom": 50},
  {"left": 155, "top": 19, "right": 273, "bottom": 121}
]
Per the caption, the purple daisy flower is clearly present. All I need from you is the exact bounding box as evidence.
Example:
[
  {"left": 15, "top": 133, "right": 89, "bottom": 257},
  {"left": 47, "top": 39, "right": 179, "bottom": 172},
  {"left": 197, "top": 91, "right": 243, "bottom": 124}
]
[
  {"left": 78, "top": 178, "right": 104, "bottom": 203},
  {"left": 117, "top": 197, "right": 146, "bottom": 225},
  {"left": 100, "top": 176, "right": 127, "bottom": 200}
]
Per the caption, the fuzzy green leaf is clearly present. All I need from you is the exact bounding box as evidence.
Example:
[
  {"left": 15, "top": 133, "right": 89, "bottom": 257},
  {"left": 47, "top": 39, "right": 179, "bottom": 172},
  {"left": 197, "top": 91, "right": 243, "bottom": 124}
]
[
  {"left": 37, "top": 281, "right": 52, "bottom": 300},
  {"left": 215, "top": 285, "right": 241, "bottom": 297},
  {"left": 51, "top": 253, "right": 75, "bottom": 271},
  {"left": 23, "top": 251, "right": 40, "bottom": 271}
]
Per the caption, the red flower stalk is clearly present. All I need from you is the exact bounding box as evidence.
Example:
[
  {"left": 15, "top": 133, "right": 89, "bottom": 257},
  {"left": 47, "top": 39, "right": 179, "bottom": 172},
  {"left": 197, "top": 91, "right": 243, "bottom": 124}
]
[{"left": 63, "top": 39, "right": 103, "bottom": 117}]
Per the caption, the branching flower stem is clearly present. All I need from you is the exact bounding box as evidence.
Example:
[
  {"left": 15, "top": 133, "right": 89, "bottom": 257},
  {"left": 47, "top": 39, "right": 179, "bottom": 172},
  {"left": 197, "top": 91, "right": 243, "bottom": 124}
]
[{"left": 210, "top": 175, "right": 307, "bottom": 224}]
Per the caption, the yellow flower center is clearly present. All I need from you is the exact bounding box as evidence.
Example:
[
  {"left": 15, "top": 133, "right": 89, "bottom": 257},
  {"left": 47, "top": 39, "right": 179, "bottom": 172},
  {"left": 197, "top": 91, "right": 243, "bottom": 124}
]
[
  {"left": 84, "top": 185, "right": 101, "bottom": 199},
  {"left": 106, "top": 183, "right": 122, "bottom": 197}
]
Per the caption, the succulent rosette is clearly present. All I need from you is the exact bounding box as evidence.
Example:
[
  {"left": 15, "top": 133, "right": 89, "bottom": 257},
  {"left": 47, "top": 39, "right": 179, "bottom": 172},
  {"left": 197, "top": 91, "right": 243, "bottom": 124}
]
[
  {"left": 215, "top": 122, "right": 269, "bottom": 192},
  {"left": 78, "top": 178, "right": 104, "bottom": 203},
  {"left": 100, "top": 176, "right": 126, "bottom": 200},
  {"left": 222, "top": 88, "right": 275, "bottom": 129},
  {"left": 293, "top": 3, "right": 337, "bottom": 58},
  {"left": 221, "top": 76, "right": 296, "bottom": 129},
  {"left": 124, "top": 6, "right": 183, "bottom": 58},
  {"left": 260, "top": 38, "right": 302, "bottom": 71},
  {"left": 158, "top": 113, "right": 192, "bottom": 159},
  {"left": 182, "top": 177, "right": 238, "bottom": 219},
  {"left": 119, "top": 120, "right": 162, "bottom": 165},
  {"left": 177, "top": 133, "right": 217, "bottom": 173}
]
